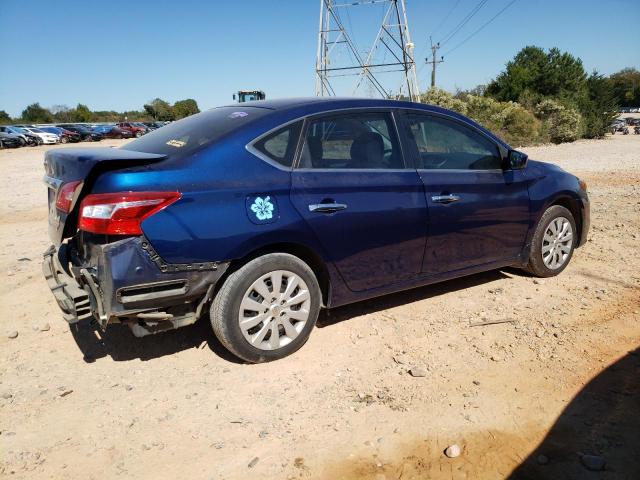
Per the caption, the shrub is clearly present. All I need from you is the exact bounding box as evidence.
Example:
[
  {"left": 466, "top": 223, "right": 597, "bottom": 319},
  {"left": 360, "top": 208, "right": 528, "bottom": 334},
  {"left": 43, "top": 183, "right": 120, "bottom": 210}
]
[
  {"left": 422, "top": 89, "right": 539, "bottom": 146},
  {"left": 421, "top": 88, "right": 467, "bottom": 115},
  {"left": 536, "top": 99, "right": 582, "bottom": 143}
]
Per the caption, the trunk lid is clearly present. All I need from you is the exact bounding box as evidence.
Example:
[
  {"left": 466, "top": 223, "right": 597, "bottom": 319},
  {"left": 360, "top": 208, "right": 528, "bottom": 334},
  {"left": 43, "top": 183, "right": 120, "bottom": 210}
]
[{"left": 44, "top": 147, "right": 166, "bottom": 245}]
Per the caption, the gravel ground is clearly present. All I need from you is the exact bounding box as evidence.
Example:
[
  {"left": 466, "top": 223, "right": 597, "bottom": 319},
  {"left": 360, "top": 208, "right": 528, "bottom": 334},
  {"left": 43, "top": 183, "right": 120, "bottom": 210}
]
[{"left": 0, "top": 134, "right": 639, "bottom": 479}]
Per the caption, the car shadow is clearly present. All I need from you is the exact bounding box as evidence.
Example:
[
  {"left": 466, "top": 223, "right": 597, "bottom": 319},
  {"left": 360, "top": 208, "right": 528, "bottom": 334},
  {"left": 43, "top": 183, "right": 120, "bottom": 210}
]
[
  {"left": 508, "top": 348, "right": 640, "bottom": 479},
  {"left": 70, "top": 268, "right": 516, "bottom": 363},
  {"left": 317, "top": 269, "right": 511, "bottom": 328},
  {"left": 70, "top": 317, "right": 243, "bottom": 364}
]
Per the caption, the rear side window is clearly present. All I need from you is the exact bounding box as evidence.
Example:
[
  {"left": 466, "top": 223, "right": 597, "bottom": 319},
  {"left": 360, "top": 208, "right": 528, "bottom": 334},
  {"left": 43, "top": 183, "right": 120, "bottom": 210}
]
[
  {"left": 121, "top": 106, "right": 270, "bottom": 159},
  {"left": 406, "top": 113, "right": 502, "bottom": 170},
  {"left": 299, "top": 112, "right": 403, "bottom": 169},
  {"left": 251, "top": 121, "right": 302, "bottom": 168}
]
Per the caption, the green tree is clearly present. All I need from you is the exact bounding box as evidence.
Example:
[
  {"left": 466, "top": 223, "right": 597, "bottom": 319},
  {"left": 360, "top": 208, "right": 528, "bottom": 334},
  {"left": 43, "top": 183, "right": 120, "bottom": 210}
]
[
  {"left": 0, "top": 110, "right": 11, "bottom": 124},
  {"left": 486, "top": 46, "right": 587, "bottom": 105},
  {"left": 70, "top": 103, "right": 92, "bottom": 122},
  {"left": 172, "top": 99, "right": 200, "bottom": 119},
  {"left": 608, "top": 67, "right": 640, "bottom": 107},
  {"left": 51, "top": 105, "right": 73, "bottom": 123},
  {"left": 143, "top": 98, "right": 174, "bottom": 121},
  {"left": 21, "top": 103, "right": 53, "bottom": 123},
  {"left": 579, "top": 72, "right": 618, "bottom": 138}
]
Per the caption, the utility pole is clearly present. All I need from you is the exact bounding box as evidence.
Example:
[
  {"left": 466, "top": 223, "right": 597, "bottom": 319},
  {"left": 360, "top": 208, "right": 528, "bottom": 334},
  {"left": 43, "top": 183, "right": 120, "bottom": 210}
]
[{"left": 426, "top": 36, "right": 444, "bottom": 88}]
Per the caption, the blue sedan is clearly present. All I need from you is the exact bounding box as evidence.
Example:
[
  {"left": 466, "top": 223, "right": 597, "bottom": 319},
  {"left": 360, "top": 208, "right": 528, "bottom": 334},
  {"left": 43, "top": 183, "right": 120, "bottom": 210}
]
[{"left": 43, "top": 98, "right": 589, "bottom": 362}]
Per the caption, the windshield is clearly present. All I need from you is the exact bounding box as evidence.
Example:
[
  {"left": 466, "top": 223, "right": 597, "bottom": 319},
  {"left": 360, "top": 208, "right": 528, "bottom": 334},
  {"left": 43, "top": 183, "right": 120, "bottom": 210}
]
[{"left": 121, "top": 106, "right": 271, "bottom": 159}]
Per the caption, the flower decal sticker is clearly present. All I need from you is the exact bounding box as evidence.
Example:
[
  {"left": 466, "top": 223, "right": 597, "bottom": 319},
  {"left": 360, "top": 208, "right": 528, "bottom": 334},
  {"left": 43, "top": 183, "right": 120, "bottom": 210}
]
[{"left": 250, "top": 196, "right": 275, "bottom": 221}]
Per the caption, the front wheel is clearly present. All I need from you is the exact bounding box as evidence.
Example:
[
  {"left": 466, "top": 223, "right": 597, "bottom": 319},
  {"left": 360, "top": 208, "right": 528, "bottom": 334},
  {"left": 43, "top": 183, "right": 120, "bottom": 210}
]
[
  {"left": 60, "top": 136, "right": 68, "bottom": 144},
  {"left": 210, "top": 253, "right": 321, "bottom": 363},
  {"left": 526, "top": 205, "right": 576, "bottom": 277},
  {"left": 135, "top": 131, "right": 142, "bottom": 138}
]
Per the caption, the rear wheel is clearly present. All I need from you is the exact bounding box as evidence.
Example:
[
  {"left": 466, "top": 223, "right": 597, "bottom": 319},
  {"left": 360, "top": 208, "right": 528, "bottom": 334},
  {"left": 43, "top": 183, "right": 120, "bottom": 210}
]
[
  {"left": 210, "top": 253, "right": 321, "bottom": 363},
  {"left": 526, "top": 205, "right": 576, "bottom": 277}
]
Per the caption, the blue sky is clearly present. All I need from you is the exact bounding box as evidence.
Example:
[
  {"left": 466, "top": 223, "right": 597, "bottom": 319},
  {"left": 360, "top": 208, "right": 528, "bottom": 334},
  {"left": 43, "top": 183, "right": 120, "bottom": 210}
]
[{"left": 1, "top": 0, "right": 638, "bottom": 117}]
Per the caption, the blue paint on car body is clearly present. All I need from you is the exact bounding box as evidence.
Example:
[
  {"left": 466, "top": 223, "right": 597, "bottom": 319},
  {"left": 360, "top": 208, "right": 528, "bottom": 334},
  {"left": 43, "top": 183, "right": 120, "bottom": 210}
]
[{"left": 42, "top": 97, "right": 590, "bottom": 333}]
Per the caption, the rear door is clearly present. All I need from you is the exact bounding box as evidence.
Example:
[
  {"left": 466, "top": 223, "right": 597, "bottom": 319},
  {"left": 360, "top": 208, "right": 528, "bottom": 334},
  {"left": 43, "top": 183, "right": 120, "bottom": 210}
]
[
  {"left": 400, "top": 111, "right": 530, "bottom": 275},
  {"left": 290, "top": 110, "right": 427, "bottom": 292}
]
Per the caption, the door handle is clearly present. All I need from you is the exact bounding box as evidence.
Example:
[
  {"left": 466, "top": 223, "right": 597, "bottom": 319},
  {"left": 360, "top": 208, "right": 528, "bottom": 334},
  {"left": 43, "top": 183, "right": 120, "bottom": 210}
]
[
  {"left": 431, "top": 194, "right": 461, "bottom": 204},
  {"left": 308, "top": 202, "right": 348, "bottom": 213}
]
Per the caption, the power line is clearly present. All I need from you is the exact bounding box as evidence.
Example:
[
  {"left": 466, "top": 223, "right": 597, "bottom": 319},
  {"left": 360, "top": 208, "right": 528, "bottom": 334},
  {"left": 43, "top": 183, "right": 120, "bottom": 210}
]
[
  {"left": 443, "top": 0, "right": 519, "bottom": 56},
  {"left": 439, "top": 0, "right": 489, "bottom": 46},
  {"left": 432, "top": 0, "right": 461, "bottom": 36}
]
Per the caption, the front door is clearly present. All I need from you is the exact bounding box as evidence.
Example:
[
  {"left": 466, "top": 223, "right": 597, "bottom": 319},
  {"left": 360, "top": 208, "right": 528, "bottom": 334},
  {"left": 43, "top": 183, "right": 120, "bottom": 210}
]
[
  {"left": 290, "top": 111, "right": 427, "bottom": 292},
  {"left": 402, "top": 112, "right": 530, "bottom": 275}
]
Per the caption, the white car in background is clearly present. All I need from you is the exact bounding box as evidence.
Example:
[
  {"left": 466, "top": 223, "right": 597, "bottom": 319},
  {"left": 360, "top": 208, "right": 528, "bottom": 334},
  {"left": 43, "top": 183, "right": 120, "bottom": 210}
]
[{"left": 20, "top": 127, "right": 59, "bottom": 144}]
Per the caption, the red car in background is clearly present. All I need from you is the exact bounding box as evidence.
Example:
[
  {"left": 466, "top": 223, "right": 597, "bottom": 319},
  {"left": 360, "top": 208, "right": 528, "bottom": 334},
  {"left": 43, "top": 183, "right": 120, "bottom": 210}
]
[
  {"left": 92, "top": 125, "right": 134, "bottom": 139},
  {"left": 116, "top": 122, "right": 147, "bottom": 138}
]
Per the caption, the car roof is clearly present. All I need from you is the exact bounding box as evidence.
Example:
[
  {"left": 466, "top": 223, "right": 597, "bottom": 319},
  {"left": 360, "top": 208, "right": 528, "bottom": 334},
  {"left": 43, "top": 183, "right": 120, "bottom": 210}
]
[
  {"left": 221, "top": 97, "right": 509, "bottom": 148},
  {"left": 221, "top": 96, "right": 445, "bottom": 112}
]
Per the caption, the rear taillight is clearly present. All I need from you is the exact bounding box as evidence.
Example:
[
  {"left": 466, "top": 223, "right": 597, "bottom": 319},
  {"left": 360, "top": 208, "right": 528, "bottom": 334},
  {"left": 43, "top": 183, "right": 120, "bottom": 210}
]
[
  {"left": 55, "top": 181, "right": 82, "bottom": 213},
  {"left": 78, "top": 191, "right": 180, "bottom": 235}
]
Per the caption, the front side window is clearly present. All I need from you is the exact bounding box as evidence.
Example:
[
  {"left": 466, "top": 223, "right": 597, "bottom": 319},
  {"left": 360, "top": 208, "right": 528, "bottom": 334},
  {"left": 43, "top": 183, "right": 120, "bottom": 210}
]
[
  {"left": 299, "top": 111, "right": 403, "bottom": 169},
  {"left": 252, "top": 121, "right": 302, "bottom": 168},
  {"left": 406, "top": 113, "right": 502, "bottom": 170}
]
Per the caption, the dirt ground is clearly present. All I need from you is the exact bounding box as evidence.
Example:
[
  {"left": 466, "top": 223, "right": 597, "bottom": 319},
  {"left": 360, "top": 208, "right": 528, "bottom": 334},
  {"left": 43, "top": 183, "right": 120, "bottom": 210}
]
[{"left": 1, "top": 134, "right": 639, "bottom": 479}]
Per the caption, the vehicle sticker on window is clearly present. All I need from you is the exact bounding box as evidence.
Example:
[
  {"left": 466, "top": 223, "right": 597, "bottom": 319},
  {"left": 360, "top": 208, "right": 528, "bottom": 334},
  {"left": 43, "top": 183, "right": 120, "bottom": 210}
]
[
  {"left": 246, "top": 195, "right": 278, "bottom": 224},
  {"left": 229, "top": 111, "right": 248, "bottom": 118},
  {"left": 166, "top": 139, "right": 186, "bottom": 147}
]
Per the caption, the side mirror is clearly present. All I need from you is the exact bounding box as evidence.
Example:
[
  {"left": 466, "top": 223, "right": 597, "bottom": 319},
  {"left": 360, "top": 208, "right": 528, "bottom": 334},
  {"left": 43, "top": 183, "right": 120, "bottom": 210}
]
[{"left": 507, "top": 149, "right": 528, "bottom": 170}]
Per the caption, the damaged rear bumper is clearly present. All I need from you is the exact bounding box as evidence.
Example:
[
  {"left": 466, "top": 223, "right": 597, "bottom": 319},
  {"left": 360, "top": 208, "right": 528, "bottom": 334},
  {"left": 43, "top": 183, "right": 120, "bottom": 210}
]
[{"left": 43, "top": 237, "right": 229, "bottom": 336}]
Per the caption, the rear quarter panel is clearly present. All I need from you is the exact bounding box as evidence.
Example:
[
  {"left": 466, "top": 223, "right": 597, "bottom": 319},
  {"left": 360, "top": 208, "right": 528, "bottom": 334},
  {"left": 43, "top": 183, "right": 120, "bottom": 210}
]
[{"left": 91, "top": 127, "right": 329, "bottom": 265}]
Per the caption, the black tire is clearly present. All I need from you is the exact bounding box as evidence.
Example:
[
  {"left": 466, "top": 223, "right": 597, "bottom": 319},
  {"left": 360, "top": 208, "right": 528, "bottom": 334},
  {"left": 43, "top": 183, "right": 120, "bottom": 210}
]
[
  {"left": 525, "top": 205, "right": 576, "bottom": 277},
  {"left": 60, "top": 136, "right": 68, "bottom": 144},
  {"left": 18, "top": 138, "right": 26, "bottom": 147},
  {"left": 135, "top": 131, "right": 142, "bottom": 138},
  {"left": 210, "top": 253, "right": 321, "bottom": 363}
]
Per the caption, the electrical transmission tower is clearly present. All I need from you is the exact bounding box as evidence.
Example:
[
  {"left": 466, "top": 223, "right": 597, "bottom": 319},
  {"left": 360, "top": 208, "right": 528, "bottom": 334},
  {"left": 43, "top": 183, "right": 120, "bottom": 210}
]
[{"left": 315, "top": 0, "right": 421, "bottom": 102}]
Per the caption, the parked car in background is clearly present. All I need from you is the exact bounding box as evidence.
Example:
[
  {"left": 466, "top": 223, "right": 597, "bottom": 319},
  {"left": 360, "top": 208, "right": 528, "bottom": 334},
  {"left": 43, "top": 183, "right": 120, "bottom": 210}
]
[
  {"left": 0, "top": 126, "right": 29, "bottom": 146},
  {"left": 116, "top": 122, "right": 147, "bottom": 137},
  {"left": 42, "top": 98, "right": 590, "bottom": 363},
  {"left": 58, "top": 125, "right": 103, "bottom": 142},
  {"left": 19, "top": 127, "right": 59, "bottom": 144},
  {"left": 0, "top": 131, "right": 24, "bottom": 148},
  {"left": 40, "top": 126, "right": 82, "bottom": 143},
  {"left": 92, "top": 125, "right": 133, "bottom": 139}
]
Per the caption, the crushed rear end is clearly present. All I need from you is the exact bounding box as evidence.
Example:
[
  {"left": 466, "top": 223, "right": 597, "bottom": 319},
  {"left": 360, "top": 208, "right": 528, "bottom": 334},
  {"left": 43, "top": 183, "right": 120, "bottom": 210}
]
[{"left": 42, "top": 147, "right": 229, "bottom": 336}]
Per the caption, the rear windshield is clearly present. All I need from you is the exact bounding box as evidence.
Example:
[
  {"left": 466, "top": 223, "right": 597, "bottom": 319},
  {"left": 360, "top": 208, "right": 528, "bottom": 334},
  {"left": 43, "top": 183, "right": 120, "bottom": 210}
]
[{"left": 121, "top": 106, "right": 271, "bottom": 158}]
